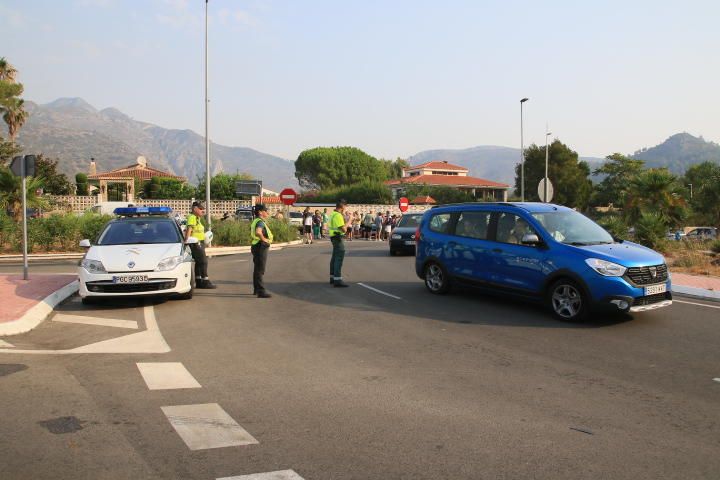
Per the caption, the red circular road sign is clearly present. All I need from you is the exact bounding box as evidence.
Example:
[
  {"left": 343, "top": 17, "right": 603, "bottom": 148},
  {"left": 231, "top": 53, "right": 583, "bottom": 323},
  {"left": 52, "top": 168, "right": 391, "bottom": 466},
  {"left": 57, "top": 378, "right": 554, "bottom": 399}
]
[
  {"left": 398, "top": 197, "right": 409, "bottom": 212},
  {"left": 280, "top": 188, "right": 298, "bottom": 206}
]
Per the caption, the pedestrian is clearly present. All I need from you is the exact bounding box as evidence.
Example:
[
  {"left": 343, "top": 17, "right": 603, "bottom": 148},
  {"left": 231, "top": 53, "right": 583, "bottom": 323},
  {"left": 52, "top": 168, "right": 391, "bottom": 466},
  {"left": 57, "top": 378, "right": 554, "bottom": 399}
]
[
  {"left": 250, "top": 204, "right": 273, "bottom": 298},
  {"left": 329, "top": 199, "right": 349, "bottom": 287},
  {"left": 302, "top": 207, "right": 313, "bottom": 244},
  {"left": 362, "top": 211, "right": 374, "bottom": 239},
  {"left": 352, "top": 211, "right": 361, "bottom": 239},
  {"left": 383, "top": 211, "right": 393, "bottom": 241},
  {"left": 184, "top": 201, "right": 216, "bottom": 289},
  {"left": 344, "top": 209, "right": 353, "bottom": 241},
  {"left": 374, "top": 211, "right": 383, "bottom": 241},
  {"left": 322, "top": 208, "right": 330, "bottom": 238},
  {"left": 312, "top": 209, "right": 322, "bottom": 239}
]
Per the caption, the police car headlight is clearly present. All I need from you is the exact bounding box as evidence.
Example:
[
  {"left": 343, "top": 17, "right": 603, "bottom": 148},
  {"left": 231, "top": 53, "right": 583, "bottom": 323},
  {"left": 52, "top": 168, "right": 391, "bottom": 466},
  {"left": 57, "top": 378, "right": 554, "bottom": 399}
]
[
  {"left": 81, "top": 259, "right": 107, "bottom": 274},
  {"left": 391, "top": 234, "right": 402, "bottom": 240},
  {"left": 585, "top": 258, "right": 627, "bottom": 277},
  {"left": 156, "top": 256, "right": 183, "bottom": 271}
]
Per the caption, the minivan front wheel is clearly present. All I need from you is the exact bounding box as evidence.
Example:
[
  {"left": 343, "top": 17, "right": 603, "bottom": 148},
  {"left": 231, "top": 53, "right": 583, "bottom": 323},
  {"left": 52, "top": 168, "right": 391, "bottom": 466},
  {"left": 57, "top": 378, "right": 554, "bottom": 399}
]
[
  {"left": 424, "top": 262, "right": 450, "bottom": 294},
  {"left": 549, "top": 279, "right": 588, "bottom": 322}
]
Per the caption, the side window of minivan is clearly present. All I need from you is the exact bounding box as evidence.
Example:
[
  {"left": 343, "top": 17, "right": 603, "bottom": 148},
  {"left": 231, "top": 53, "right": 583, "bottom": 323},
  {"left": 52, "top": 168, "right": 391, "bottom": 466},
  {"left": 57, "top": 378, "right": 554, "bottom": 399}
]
[
  {"left": 455, "top": 211, "right": 491, "bottom": 240},
  {"left": 429, "top": 213, "right": 452, "bottom": 233},
  {"left": 495, "top": 212, "right": 538, "bottom": 245}
]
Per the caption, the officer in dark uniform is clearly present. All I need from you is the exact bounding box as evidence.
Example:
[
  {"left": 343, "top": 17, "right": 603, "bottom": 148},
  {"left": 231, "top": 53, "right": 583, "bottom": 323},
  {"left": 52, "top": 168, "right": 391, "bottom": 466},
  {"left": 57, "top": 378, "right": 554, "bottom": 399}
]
[
  {"left": 185, "top": 201, "right": 216, "bottom": 289},
  {"left": 250, "top": 204, "right": 273, "bottom": 298}
]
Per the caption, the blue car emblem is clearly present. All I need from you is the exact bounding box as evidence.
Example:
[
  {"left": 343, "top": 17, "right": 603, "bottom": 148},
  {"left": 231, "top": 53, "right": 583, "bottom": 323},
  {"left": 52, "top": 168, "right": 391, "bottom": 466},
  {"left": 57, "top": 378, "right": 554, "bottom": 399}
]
[{"left": 128, "top": 261, "right": 135, "bottom": 269}]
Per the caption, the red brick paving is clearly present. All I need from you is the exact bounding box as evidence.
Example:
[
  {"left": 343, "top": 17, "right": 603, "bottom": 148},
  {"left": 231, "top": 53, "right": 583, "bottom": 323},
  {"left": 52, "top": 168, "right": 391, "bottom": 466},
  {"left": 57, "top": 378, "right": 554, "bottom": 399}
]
[{"left": 0, "top": 274, "right": 76, "bottom": 324}]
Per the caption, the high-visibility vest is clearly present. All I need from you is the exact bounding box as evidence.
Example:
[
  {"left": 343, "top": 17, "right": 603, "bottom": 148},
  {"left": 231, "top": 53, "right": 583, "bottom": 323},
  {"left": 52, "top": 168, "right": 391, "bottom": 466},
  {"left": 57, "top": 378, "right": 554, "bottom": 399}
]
[
  {"left": 250, "top": 217, "right": 274, "bottom": 245},
  {"left": 329, "top": 211, "right": 345, "bottom": 237},
  {"left": 187, "top": 214, "right": 205, "bottom": 241}
]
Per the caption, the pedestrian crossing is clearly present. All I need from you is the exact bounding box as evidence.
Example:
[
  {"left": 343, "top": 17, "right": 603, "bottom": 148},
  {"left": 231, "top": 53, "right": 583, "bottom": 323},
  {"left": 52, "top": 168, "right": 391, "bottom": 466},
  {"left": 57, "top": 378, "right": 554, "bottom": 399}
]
[
  {"left": 136, "top": 362, "right": 201, "bottom": 390},
  {"left": 218, "top": 471, "right": 305, "bottom": 480}
]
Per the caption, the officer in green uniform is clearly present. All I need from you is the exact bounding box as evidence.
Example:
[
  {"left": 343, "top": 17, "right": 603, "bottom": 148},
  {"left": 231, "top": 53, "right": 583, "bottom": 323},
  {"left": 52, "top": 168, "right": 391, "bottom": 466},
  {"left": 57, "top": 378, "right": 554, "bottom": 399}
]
[
  {"left": 329, "top": 199, "right": 349, "bottom": 287},
  {"left": 185, "top": 201, "right": 216, "bottom": 289},
  {"left": 250, "top": 204, "right": 273, "bottom": 298}
]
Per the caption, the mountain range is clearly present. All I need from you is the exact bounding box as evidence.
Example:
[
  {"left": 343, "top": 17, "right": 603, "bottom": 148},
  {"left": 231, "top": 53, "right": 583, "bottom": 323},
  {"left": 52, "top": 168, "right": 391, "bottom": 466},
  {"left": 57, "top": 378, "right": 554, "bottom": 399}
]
[{"left": 15, "top": 98, "right": 720, "bottom": 190}]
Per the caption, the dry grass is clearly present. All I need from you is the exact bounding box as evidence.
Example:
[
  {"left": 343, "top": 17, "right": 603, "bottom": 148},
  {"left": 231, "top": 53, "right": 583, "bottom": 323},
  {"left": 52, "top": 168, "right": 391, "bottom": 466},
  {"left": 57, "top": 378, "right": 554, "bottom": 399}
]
[{"left": 661, "top": 240, "right": 720, "bottom": 277}]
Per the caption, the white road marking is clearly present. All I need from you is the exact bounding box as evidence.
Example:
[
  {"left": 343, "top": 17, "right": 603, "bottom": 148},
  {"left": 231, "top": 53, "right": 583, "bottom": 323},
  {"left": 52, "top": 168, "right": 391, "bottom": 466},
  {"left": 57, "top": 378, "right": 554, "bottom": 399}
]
[
  {"left": 218, "top": 471, "right": 305, "bottom": 480},
  {"left": 161, "top": 403, "right": 258, "bottom": 450},
  {"left": 357, "top": 282, "right": 402, "bottom": 300},
  {"left": 674, "top": 299, "right": 720, "bottom": 310},
  {"left": 53, "top": 313, "right": 138, "bottom": 329},
  {"left": 137, "top": 362, "right": 201, "bottom": 390},
  {"left": 0, "top": 305, "right": 170, "bottom": 355},
  {"left": 0, "top": 339, "right": 14, "bottom": 348},
  {"left": 714, "top": 378, "right": 720, "bottom": 384}
]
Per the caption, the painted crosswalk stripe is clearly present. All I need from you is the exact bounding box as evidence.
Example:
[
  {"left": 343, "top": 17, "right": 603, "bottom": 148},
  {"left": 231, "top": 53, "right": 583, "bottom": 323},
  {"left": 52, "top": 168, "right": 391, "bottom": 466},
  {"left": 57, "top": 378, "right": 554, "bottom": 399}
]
[
  {"left": 137, "top": 362, "right": 201, "bottom": 390},
  {"left": 357, "top": 282, "right": 402, "bottom": 300},
  {"left": 161, "top": 403, "right": 258, "bottom": 450},
  {"left": 218, "top": 470, "right": 305, "bottom": 480},
  {"left": 53, "top": 313, "right": 138, "bottom": 329}
]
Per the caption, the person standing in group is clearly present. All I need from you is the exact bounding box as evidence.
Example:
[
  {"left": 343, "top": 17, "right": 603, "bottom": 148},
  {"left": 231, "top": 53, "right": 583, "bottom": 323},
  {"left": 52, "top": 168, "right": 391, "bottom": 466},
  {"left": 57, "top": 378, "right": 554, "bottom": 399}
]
[
  {"left": 344, "top": 209, "right": 353, "bottom": 241},
  {"left": 329, "top": 199, "right": 349, "bottom": 287},
  {"left": 250, "top": 204, "right": 273, "bottom": 298},
  {"left": 322, "top": 208, "right": 330, "bottom": 238},
  {"left": 185, "top": 201, "right": 216, "bottom": 289},
  {"left": 362, "top": 211, "right": 374, "bottom": 239},
  {"left": 302, "top": 207, "right": 313, "bottom": 244},
  {"left": 374, "top": 211, "right": 384, "bottom": 241},
  {"left": 352, "top": 211, "right": 361, "bottom": 240},
  {"left": 312, "top": 209, "right": 322, "bottom": 239}
]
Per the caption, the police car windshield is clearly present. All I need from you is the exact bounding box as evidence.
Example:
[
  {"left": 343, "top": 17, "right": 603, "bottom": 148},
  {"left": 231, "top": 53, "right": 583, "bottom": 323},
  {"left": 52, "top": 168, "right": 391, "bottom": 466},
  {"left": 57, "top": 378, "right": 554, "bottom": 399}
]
[
  {"left": 97, "top": 219, "right": 182, "bottom": 245},
  {"left": 396, "top": 214, "right": 422, "bottom": 228},
  {"left": 531, "top": 211, "right": 614, "bottom": 245}
]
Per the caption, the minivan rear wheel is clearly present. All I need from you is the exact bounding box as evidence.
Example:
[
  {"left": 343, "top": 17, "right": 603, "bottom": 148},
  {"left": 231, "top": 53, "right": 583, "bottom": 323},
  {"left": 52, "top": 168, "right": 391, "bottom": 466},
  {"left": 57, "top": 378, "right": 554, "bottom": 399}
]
[
  {"left": 424, "top": 262, "right": 450, "bottom": 294},
  {"left": 548, "top": 279, "right": 589, "bottom": 322}
]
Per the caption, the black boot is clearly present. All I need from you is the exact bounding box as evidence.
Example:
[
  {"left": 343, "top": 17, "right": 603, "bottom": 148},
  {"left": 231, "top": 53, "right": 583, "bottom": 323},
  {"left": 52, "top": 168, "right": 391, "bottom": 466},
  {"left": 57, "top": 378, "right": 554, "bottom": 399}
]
[
  {"left": 333, "top": 280, "right": 349, "bottom": 288},
  {"left": 257, "top": 291, "right": 272, "bottom": 298},
  {"left": 197, "top": 279, "right": 217, "bottom": 289}
]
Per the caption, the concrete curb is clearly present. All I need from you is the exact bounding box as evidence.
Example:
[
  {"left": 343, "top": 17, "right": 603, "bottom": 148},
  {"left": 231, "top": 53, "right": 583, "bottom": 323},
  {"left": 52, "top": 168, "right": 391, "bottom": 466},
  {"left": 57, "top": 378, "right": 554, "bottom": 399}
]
[
  {"left": 672, "top": 284, "right": 720, "bottom": 301},
  {"left": 0, "top": 280, "right": 79, "bottom": 336}
]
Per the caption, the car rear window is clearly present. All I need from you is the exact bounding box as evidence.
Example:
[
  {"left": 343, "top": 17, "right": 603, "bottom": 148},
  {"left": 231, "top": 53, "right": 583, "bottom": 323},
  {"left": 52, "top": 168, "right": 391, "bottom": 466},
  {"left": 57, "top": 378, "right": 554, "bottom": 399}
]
[
  {"left": 397, "top": 214, "right": 422, "bottom": 228},
  {"left": 429, "top": 213, "right": 451, "bottom": 233}
]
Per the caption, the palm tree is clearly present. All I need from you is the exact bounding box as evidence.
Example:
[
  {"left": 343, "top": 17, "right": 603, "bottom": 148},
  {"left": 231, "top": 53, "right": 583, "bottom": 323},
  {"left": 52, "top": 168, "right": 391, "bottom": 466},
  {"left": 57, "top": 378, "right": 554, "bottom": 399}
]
[
  {"left": 0, "top": 167, "right": 49, "bottom": 222},
  {"left": 625, "top": 168, "right": 687, "bottom": 228},
  {"left": 0, "top": 57, "right": 18, "bottom": 82},
  {"left": 2, "top": 97, "right": 28, "bottom": 143}
]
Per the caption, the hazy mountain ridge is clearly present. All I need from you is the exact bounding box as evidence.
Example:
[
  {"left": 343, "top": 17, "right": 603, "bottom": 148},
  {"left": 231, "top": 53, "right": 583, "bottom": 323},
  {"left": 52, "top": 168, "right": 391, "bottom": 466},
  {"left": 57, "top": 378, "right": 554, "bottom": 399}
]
[
  {"left": 17, "top": 98, "right": 298, "bottom": 191},
  {"left": 631, "top": 133, "right": 720, "bottom": 174}
]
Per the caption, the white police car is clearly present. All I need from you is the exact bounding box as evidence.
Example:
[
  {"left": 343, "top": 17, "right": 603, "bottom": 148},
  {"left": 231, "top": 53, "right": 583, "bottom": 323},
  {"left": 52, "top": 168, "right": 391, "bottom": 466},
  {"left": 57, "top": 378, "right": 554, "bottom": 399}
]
[{"left": 78, "top": 207, "right": 195, "bottom": 304}]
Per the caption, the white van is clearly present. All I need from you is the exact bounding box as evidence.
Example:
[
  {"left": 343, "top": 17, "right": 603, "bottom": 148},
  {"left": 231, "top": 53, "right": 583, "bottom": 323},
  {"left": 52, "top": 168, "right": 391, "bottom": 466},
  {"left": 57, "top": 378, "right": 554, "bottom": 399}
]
[{"left": 89, "top": 202, "right": 136, "bottom": 215}]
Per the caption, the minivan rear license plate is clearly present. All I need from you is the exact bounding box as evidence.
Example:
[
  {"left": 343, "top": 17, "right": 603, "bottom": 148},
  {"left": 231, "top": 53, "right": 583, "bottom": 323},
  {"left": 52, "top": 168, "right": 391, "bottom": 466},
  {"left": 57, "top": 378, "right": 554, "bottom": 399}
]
[
  {"left": 113, "top": 275, "right": 149, "bottom": 284},
  {"left": 644, "top": 283, "right": 666, "bottom": 295}
]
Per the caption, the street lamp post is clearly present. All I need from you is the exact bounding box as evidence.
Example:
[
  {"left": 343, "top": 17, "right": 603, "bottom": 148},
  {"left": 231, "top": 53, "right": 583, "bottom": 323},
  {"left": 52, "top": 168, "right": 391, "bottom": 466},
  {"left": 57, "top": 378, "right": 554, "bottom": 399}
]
[
  {"left": 204, "top": 0, "right": 211, "bottom": 229},
  {"left": 520, "top": 98, "right": 529, "bottom": 202},
  {"left": 544, "top": 129, "right": 552, "bottom": 202}
]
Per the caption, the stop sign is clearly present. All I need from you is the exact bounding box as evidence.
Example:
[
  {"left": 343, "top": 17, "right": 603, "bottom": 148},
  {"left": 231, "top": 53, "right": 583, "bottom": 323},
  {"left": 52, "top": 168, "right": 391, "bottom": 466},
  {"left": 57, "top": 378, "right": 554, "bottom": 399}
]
[
  {"left": 279, "top": 188, "right": 298, "bottom": 206},
  {"left": 398, "top": 197, "right": 409, "bottom": 212}
]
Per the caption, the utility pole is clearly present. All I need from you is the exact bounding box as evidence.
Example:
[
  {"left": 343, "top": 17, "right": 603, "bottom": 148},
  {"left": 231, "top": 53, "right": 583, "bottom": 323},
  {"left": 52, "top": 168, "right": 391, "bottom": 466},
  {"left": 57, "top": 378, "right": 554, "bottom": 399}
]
[
  {"left": 204, "top": 0, "right": 211, "bottom": 229},
  {"left": 520, "top": 98, "right": 529, "bottom": 201},
  {"left": 544, "top": 128, "right": 552, "bottom": 203}
]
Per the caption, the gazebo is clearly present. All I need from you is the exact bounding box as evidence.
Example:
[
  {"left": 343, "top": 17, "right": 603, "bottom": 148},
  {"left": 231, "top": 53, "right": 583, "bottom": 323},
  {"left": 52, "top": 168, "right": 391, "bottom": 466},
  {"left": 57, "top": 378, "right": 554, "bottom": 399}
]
[
  {"left": 87, "top": 156, "right": 187, "bottom": 202},
  {"left": 411, "top": 195, "right": 437, "bottom": 205}
]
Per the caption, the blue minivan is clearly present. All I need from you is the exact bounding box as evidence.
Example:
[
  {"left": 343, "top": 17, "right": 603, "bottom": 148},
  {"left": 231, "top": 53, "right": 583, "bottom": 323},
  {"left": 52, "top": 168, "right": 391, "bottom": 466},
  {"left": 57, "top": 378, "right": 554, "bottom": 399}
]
[{"left": 415, "top": 203, "right": 672, "bottom": 321}]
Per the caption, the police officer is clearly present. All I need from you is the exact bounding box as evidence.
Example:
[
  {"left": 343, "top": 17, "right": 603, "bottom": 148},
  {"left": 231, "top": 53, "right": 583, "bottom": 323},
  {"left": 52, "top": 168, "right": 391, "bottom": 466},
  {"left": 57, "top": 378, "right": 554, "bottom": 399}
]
[
  {"left": 329, "top": 199, "right": 349, "bottom": 287},
  {"left": 250, "top": 204, "right": 273, "bottom": 298},
  {"left": 185, "top": 201, "right": 216, "bottom": 289}
]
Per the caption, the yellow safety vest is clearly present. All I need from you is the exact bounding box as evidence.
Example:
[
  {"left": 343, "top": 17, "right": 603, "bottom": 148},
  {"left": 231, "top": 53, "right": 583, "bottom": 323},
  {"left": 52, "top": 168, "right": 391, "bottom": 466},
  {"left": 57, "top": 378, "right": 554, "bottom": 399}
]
[
  {"left": 329, "top": 211, "right": 345, "bottom": 237},
  {"left": 250, "top": 217, "right": 274, "bottom": 245},
  {"left": 187, "top": 214, "right": 205, "bottom": 241}
]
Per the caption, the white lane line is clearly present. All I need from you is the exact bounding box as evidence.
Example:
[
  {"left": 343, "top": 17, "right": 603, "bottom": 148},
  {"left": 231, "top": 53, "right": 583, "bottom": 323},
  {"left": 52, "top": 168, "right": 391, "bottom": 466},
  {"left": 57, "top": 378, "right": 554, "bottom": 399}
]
[
  {"left": 714, "top": 378, "right": 720, "bottom": 384},
  {"left": 674, "top": 299, "right": 720, "bottom": 310},
  {"left": 218, "top": 471, "right": 305, "bottom": 480},
  {"left": 161, "top": 403, "right": 258, "bottom": 450},
  {"left": 357, "top": 282, "right": 402, "bottom": 300},
  {"left": 137, "top": 362, "right": 201, "bottom": 390},
  {"left": 0, "top": 339, "right": 14, "bottom": 348},
  {"left": 53, "top": 313, "right": 139, "bottom": 329}
]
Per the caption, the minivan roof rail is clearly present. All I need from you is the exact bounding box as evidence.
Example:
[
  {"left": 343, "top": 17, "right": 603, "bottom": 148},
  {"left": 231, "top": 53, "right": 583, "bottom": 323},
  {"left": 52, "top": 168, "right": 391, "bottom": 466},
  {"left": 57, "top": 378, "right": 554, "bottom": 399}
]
[{"left": 430, "top": 202, "right": 521, "bottom": 209}]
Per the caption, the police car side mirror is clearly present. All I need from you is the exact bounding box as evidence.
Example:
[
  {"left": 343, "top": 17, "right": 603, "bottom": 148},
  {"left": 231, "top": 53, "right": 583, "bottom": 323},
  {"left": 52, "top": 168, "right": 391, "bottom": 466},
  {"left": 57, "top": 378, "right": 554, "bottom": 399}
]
[
  {"left": 79, "top": 239, "right": 91, "bottom": 248},
  {"left": 521, "top": 233, "right": 541, "bottom": 246},
  {"left": 185, "top": 237, "right": 199, "bottom": 245}
]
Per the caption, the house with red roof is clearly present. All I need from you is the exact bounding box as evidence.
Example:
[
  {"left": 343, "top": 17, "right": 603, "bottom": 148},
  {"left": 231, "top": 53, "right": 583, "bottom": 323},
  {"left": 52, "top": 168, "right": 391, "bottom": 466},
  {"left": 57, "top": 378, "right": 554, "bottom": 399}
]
[
  {"left": 87, "top": 156, "right": 187, "bottom": 202},
  {"left": 385, "top": 161, "right": 509, "bottom": 201}
]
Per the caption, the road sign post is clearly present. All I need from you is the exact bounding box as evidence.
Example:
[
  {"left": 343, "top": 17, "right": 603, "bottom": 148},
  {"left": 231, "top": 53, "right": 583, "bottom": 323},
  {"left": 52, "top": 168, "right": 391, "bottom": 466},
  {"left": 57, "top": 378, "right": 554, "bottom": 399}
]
[
  {"left": 398, "top": 197, "right": 409, "bottom": 213},
  {"left": 10, "top": 155, "right": 36, "bottom": 280},
  {"left": 538, "top": 178, "right": 554, "bottom": 203}
]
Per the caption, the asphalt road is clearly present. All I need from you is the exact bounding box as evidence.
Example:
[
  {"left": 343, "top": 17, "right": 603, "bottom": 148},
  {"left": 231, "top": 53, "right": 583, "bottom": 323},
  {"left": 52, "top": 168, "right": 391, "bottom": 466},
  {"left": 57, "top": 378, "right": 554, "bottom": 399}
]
[{"left": 1, "top": 240, "right": 719, "bottom": 480}]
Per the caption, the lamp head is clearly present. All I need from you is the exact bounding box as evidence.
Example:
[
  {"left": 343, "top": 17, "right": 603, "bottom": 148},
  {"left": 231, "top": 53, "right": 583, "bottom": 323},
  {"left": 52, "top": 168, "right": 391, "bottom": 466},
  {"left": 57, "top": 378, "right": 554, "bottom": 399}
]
[{"left": 520, "top": 98, "right": 529, "bottom": 103}]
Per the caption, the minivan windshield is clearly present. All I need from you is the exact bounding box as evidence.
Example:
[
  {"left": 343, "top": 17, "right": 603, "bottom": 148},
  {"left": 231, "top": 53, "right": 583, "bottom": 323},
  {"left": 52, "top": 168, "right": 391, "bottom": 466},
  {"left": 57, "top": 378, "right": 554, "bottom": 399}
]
[
  {"left": 97, "top": 219, "right": 182, "bottom": 245},
  {"left": 531, "top": 211, "right": 614, "bottom": 245},
  {"left": 396, "top": 214, "right": 422, "bottom": 228}
]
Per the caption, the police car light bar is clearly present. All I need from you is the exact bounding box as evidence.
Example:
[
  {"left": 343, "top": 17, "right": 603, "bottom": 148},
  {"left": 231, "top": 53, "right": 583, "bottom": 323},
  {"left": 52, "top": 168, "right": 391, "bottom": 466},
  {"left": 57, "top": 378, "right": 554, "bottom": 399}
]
[{"left": 113, "top": 206, "right": 173, "bottom": 216}]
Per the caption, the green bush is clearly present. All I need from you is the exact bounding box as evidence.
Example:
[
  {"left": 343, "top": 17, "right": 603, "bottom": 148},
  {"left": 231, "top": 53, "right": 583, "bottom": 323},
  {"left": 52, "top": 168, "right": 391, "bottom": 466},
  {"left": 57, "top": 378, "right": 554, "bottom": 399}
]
[
  {"left": 634, "top": 212, "right": 667, "bottom": 250},
  {"left": 78, "top": 212, "right": 113, "bottom": 243},
  {"left": 211, "top": 218, "right": 299, "bottom": 246},
  {"left": 0, "top": 210, "right": 16, "bottom": 250},
  {"left": 710, "top": 240, "right": 720, "bottom": 255},
  {"left": 597, "top": 215, "right": 628, "bottom": 239},
  {"left": 301, "top": 180, "right": 393, "bottom": 204}
]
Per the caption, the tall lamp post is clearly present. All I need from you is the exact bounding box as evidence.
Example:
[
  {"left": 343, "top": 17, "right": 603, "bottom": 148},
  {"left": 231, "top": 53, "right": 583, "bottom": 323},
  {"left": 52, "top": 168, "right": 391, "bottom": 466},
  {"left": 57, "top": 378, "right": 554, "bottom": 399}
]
[
  {"left": 204, "top": 0, "right": 211, "bottom": 229},
  {"left": 544, "top": 128, "right": 552, "bottom": 202},
  {"left": 520, "top": 98, "right": 529, "bottom": 201},
  {"left": 688, "top": 183, "right": 693, "bottom": 199}
]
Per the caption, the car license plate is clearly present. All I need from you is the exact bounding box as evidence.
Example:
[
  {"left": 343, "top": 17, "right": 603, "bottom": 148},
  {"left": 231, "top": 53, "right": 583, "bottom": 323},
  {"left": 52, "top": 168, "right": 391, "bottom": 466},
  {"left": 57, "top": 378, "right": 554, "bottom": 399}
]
[
  {"left": 405, "top": 241, "right": 416, "bottom": 246},
  {"left": 644, "top": 283, "right": 666, "bottom": 295},
  {"left": 113, "top": 275, "right": 149, "bottom": 284}
]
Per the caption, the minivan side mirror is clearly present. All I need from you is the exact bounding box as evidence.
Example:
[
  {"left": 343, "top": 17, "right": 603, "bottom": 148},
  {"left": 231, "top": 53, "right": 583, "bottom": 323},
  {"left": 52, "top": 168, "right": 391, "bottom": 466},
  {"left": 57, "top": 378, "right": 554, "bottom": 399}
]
[
  {"left": 185, "top": 236, "right": 199, "bottom": 244},
  {"left": 521, "top": 233, "right": 542, "bottom": 246},
  {"left": 79, "top": 239, "right": 91, "bottom": 248}
]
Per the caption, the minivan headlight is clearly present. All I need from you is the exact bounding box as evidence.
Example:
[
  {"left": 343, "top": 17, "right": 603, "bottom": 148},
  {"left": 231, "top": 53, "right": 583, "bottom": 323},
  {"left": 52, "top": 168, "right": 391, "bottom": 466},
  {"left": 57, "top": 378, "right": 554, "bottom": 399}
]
[
  {"left": 156, "top": 256, "right": 183, "bottom": 272},
  {"left": 81, "top": 259, "right": 107, "bottom": 274},
  {"left": 585, "top": 258, "right": 627, "bottom": 277}
]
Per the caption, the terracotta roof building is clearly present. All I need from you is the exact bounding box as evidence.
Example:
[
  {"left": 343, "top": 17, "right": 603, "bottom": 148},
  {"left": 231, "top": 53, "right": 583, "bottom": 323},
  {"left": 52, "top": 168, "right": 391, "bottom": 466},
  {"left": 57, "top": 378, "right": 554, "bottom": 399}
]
[
  {"left": 88, "top": 156, "right": 187, "bottom": 202},
  {"left": 385, "top": 160, "right": 509, "bottom": 201}
]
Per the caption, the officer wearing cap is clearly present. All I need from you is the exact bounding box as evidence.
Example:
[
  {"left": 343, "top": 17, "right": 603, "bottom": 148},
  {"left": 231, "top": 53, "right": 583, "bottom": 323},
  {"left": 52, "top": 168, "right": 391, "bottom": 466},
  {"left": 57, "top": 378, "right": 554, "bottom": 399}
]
[
  {"left": 329, "top": 199, "right": 349, "bottom": 287},
  {"left": 185, "top": 201, "right": 216, "bottom": 289},
  {"left": 250, "top": 203, "right": 273, "bottom": 298}
]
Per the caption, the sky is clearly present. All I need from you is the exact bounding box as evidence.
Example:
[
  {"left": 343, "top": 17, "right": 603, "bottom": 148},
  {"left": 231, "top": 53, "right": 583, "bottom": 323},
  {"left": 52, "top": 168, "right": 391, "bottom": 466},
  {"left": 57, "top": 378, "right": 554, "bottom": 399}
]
[{"left": 1, "top": 0, "right": 719, "bottom": 161}]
